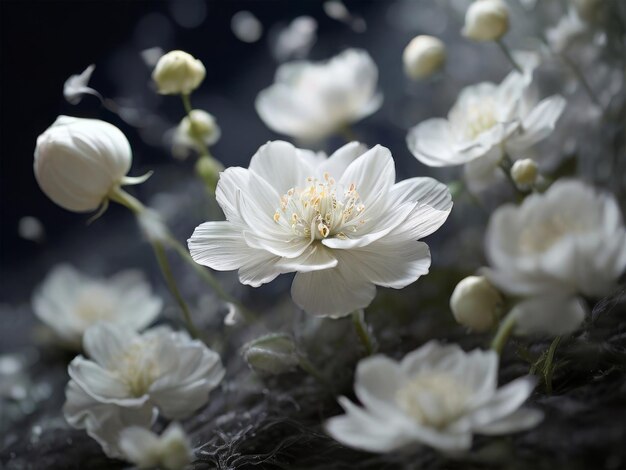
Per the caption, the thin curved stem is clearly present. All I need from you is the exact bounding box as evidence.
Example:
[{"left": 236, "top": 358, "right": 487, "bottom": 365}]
[
  {"left": 352, "top": 310, "right": 376, "bottom": 356},
  {"left": 491, "top": 312, "right": 517, "bottom": 355},
  {"left": 560, "top": 54, "right": 603, "bottom": 111},
  {"left": 496, "top": 39, "right": 522, "bottom": 73}
]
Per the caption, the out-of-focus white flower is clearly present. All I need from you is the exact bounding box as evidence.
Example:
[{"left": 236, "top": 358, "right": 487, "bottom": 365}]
[
  {"left": 463, "top": 0, "right": 510, "bottom": 42},
  {"left": 272, "top": 16, "right": 317, "bottom": 62},
  {"left": 326, "top": 341, "right": 542, "bottom": 453},
  {"left": 450, "top": 276, "right": 503, "bottom": 332},
  {"left": 510, "top": 158, "right": 538, "bottom": 188},
  {"left": 119, "top": 422, "right": 193, "bottom": 470},
  {"left": 485, "top": 179, "right": 626, "bottom": 300},
  {"left": 63, "top": 323, "right": 224, "bottom": 458},
  {"left": 189, "top": 141, "right": 452, "bottom": 317},
  {"left": 141, "top": 47, "right": 164, "bottom": 67},
  {"left": 34, "top": 116, "right": 148, "bottom": 213},
  {"left": 32, "top": 265, "right": 162, "bottom": 349},
  {"left": 63, "top": 64, "right": 102, "bottom": 105},
  {"left": 402, "top": 35, "right": 446, "bottom": 80},
  {"left": 152, "top": 50, "right": 206, "bottom": 95},
  {"left": 172, "top": 110, "right": 221, "bottom": 159},
  {"left": 546, "top": 8, "right": 588, "bottom": 54},
  {"left": 18, "top": 216, "right": 45, "bottom": 243},
  {"left": 242, "top": 333, "right": 300, "bottom": 375},
  {"left": 231, "top": 11, "right": 263, "bottom": 43},
  {"left": 255, "top": 49, "right": 382, "bottom": 141},
  {"left": 407, "top": 54, "right": 565, "bottom": 191},
  {"left": 509, "top": 294, "right": 587, "bottom": 336}
]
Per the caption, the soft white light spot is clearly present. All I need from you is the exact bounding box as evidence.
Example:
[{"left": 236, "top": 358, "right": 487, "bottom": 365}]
[
  {"left": 231, "top": 11, "right": 263, "bottom": 43},
  {"left": 170, "top": 0, "right": 207, "bottom": 29},
  {"left": 18, "top": 216, "right": 45, "bottom": 243}
]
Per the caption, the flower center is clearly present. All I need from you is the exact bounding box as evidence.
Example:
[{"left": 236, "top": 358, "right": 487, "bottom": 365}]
[
  {"left": 463, "top": 101, "right": 497, "bottom": 139},
  {"left": 273, "top": 173, "right": 365, "bottom": 240},
  {"left": 519, "top": 214, "right": 587, "bottom": 254},
  {"left": 116, "top": 340, "right": 161, "bottom": 397},
  {"left": 74, "top": 285, "right": 117, "bottom": 322},
  {"left": 395, "top": 373, "right": 468, "bottom": 428}
]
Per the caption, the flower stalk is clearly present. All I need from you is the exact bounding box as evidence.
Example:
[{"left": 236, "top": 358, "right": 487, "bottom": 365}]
[
  {"left": 352, "top": 310, "right": 376, "bottom": 356},
  {"left": 495, "top": 39, "right": 522, "bottom": 73},
  {"left": 491, "top": 311, "right": 517, "bottom": 355}
]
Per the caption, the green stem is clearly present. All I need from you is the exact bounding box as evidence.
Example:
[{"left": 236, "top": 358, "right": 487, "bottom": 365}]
[
  {"left": 298, "top": 355, "right": 334, "bottom": 392},
  {"left": 491, "top": 312, "right": 517, "bottom": 355},
  {"left": 352, "top": 310, "right": 375, "bottom": 356},
  {"left": 543, "top": 336, "right": 561, "bottom": 394},
  {"left": 496, "top": 39, "right": 522, "bottom": 73}
]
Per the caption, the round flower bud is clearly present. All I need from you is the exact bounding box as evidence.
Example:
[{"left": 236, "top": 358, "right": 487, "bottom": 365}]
[
  {"left": 462, "top": 0, "right": 510, "bottom": 42},
  {"left": 242, "top": 333, "right": 299, "bottom": 376},
  {"left": 402, "top": 35, "right": 446, "bottom": 80},
  {"left": 181, "top": 110, "right": 221, "bottom": 146},
  {"left": 34, "top": 116, "right": 132, "bottom": 212},
  {"left": 450, "top": 276, "right": 503, "bottom": 332},
  {"left": 510, "top": 159, "right": 538, "bottom": 188},
  {"left": 195, "top": 156, "right": 224, "bottom": 193},
  {"left": 152, "top": 50, "right": 206, "bottom": 95}
]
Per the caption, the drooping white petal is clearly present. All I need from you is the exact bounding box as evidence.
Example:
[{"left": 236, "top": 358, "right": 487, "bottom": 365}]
[
  {"left": 475, "top": 408, "right": 543, "bottom": 435},
  {"left": 468, "top": 376, "right": 537, "bottom": 428},
  {"left": 510, "top": 294, "right": 587, "bottom": 336},
  {"left": 215, "top": 167, "right": 249, "bottom": 225},
  {"left": 276, "top": 243, "right": 338, "bottom": 273},
  {"left": 407, "top": 118, "right": 469, "bottom": 167},
  {"left": 506, "top": 94, "right": 566, "bottom": 152}
]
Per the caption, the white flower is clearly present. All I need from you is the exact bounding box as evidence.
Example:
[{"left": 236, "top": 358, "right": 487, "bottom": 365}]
[
  {"left": 119, "top": 422, "right": 193, "bottom": 470},
  {"left": 188, "top": 141, "right": 452, "bottom": 317},
  {"left": 255, "top": 49, "right": 382, "bottom": 141},
  {"left": 152, "top": 50, "right": 206, "bottom": 95},
  {"left": 510, "top": 158, "right": 538, "bottom": 188},
  {"left": 325, "top": 341, "right": 542, "bottom": 453},
  {"left": 32, "top": 264, "right": 162, "bottom": 348},
  {"left": 407, "top": 55, "right": 565, "bottom": 190},
  {"left": 63, "top": 323, "right": 224, "bottom": 458},
  {"left": 462, "top": 0, "right": 510, "bottom": 42},
  {"left": 546, "top": 8, "right": 588, "bottom": 54},
  {"left": 402, "top": 35, "right": 446, "bottom": 80},
  {"left": 34, "top": 116, "right": 147, "bottom": 212},
  {"left": 484, "top": 179, "right": 626, "bottom": 300},
  {"left": 63, "top": 64, "right": 102, "bottom": 105},
  {"left": 172, "top": 110, "right": 221, "bottom": 159},
  {"left": 450, "top": 276, "right": 503, "bottom": 332}
]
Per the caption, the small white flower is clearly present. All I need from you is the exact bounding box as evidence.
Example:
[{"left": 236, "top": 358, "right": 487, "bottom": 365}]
[
  {"left": 119, "top": 422, "right": 193, "bottom": 470},
  {"left": 172, "top": 109, "right": 221, "bottom": 159},
  {"left": 63, "top": 64, "right": 102, "bottom": 105},
  {"left": 34, "top": 116, "right": 148, "bottom": 213},
  {"left": 32, "top": 264, "right": 162, "bottom": 348},
  {"left": 450, "top": 276, "right": 503, "bottom": 332},
  {"left": 510, "top": 158, "right": 538, "bottom": 188},
  {"left": 326, "top": 341, "right": 542, "bottom": 453},
  {"left": 484, "top": 179, "right": 626, "bottom": 300},
  {"left": 407, "top": 54, "right": 565, "bottom": 190},
  {"left": 63, "top": 323, "right": 224, "bottom": 458},
  {"left": 255, "top": 49, "right": 382, "bottom": 141},
  {"left": 463, "top": 0, "right": 510, "bottom": 42},
  {"left": 152, "top": 50, "right": 206, "bottom": 95},
  {"left": 545, "top": 8, "right": 588, "bottom": 54},
  {"left": 402, "top": 35, "right": 446, "bottom": 80},
  {"left": 188, "top": 141, "right": 452, "bottom": 317}
]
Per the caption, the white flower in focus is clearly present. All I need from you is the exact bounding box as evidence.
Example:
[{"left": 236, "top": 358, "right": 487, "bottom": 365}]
[
  {"left": 463, "top": 0, "right": 510, "bottom": 42},
  {"left": 34, "top": 116, "right": 147, "bottom": 212},
  {"left": 255, "top": 49, "right": 382, "bottom": 141},
  {"left": 63, "top": 64, "right": 102, "bottom": 105},
  {"left": 546, "top": 9, "right": 588, "bottom": 54},
  {"left": 407, "top": 55, "right": 565, "bottom": 191},
  {"left": 119, "top": 423, "right": 193, "bottom": 470},
  {"left": 152, "top": 50, "right": 206, "bottom": 95},
  {"left": 484, "top": 179, "right": 626, "bottom": 300},
  {"left": 63, "top": 323, "right": 224, "bottom": 458},
  {"left": 188, "top": 141, "right": 452, "bottom": 317},
  {"left": 326, "top": 341, "right": 542, "bottom": 453},
  {"left": 403, "top": 35, "right": 446, "bottom": 80},
  {"left": 450, "top": 276, "right": 503, "bottom": 332},
  {"left": 32, "top": 264, "right": 162, "bottom": 348},
  {"left": 172, "top": 110, "right": 221, "bottom": 159},
  {"left": 510, "top": 158, "right": 538, "bottom": 188}
]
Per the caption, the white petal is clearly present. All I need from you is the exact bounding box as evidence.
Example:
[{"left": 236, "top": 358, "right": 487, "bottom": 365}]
[
  {"left": 507, "top": 95, "right": 566, "bottom": 152},
  {"left": 325, "top": 397, "right": 415, "bottom": 453},
  {"left": 215, "top": 167, "right": 249, "bottom": 225},
  {"left": 354, "top": 355, "right": 406, "bottom": 416},
  {"left": 510, "top": 294, "right": 587, "bottom": 336},
  {"left": 107, "top": 270, "right": 162, "bottom": 331},
  {"left": 468, "top": 376, "right": 537, "bottom": 428},
  {"left": 318, "top": 141, "right": 368, "bottom": 179},
  {"left": 118, "top": 426, "right": 161, "bottom": 467},
  {"left": 407, "top": 118, "right": 470, "bottom": 167},
  {"left": 291, "top": 266, "right": 376, "bottom": 317},
  {"left": 475, "top": 408, "right": 543, "bottom": 435},
  {"left": 463, "top": 145, "right": 505, "bottom": 193},
  {"left": 67, "top": 356, "right": 136, "bottom": 404},
  {"left": 276, "top": 244, "right": 338, "bottom": 273},
  {"left": 83, "top": 322, "right": 137, "bottom": 368},
  {"left": 238, "top": 251, "right": 284, "bottom": 287},
  {"left": 243, "top": 229, "right": 312, "bottom": 258},
  {"left": 248, "top": 140, "right": 314, "bottom": 194}
]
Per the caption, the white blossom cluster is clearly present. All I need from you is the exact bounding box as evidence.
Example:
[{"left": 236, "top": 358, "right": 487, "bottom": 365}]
[{"left": 24, "top": 0, "right": 626, "bottom": 466}]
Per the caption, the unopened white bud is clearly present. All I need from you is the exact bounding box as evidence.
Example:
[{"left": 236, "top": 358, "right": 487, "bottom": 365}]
[
  {"left": 180, "top": 110, "right": 221, "bottom": 146},
  {"left": 152, "top": 50, "right": 206, "bottom": 95},
  {"left": 463, "top": 0, "right": 510, "bottom": 42},
  {"left": 242, "top": 333, "right": 299, "bottom": 375},
  {"left": 402, "top": 35, "right": 446, "bottom": 80},
  {"left": 34, "top": 116, "right": 132, "bottom": 212},
  {"left": 450, "top": 276, "right": 503, "bottom": 332},
  {"left": 510, "top": 159, "right": 538, "bottom": 188},
  {"left": 195, "top": 156, "right": 224, "bottom": 193}
]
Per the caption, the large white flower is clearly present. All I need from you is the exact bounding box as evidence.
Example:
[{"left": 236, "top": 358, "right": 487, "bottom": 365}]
[
  {"left": 255, "top": 49, "right": 382, "bottom": 141},
  {"left": 63, "top": 323, "right": 224, "bottom": 458},
  {"left": 326, "top": 341, "right": 542, "bottom": 453},
  {"left": 407, "top": 55, "right": 565, "bottom": 189},
  {"left": 32, "top": 264, "right": 162, "bottom": 349},
  {"left": 483, "top": 179, "right": 626, "bottom": 335},
  {"left": 188, "top": 141, "right": 452, "bottom": 317}
]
